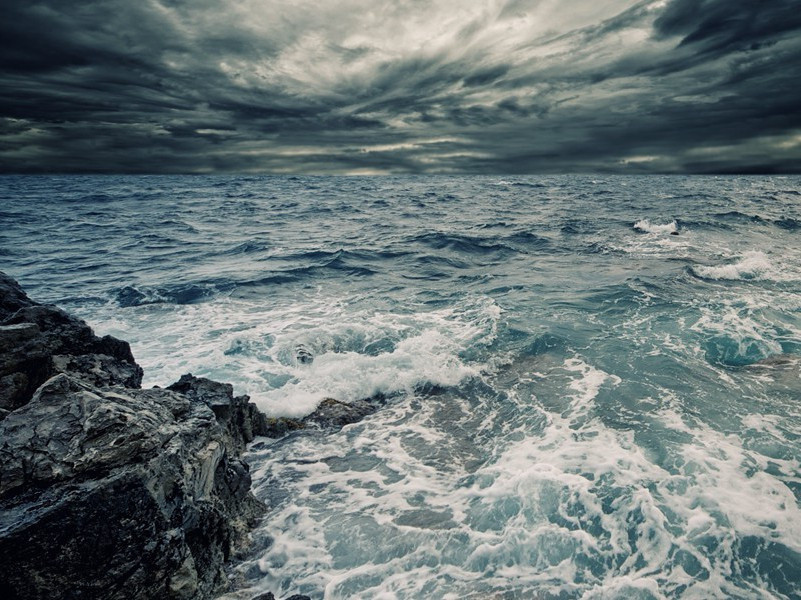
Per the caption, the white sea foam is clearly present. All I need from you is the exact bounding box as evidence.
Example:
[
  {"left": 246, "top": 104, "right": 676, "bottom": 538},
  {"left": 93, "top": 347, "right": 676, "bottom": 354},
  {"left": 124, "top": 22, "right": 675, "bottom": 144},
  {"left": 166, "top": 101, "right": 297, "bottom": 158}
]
[
  {"left": 225, "top": 352, "right": 801, "bottom": 599},
  {"left": 85, "top": 293, "right": 499, "bottom": 418},
  {"left": 692, "top": 250, "right": 777, "bottom": 281},
  {"left": 256, "top": 328, "right": 481, "bottom": 417},
  {"left": 634, "top": 219, "right": 678, "bottom": 234}
]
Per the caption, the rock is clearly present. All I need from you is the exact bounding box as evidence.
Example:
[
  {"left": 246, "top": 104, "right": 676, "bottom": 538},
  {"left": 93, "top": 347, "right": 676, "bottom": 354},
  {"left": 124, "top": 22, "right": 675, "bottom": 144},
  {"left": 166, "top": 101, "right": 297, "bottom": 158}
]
[
  {"left": 295, "top": 345, "right": 314, "bottom": 365},
  {"left": 250, "top": 412, "right": 305, "bottom": 439},
  {"left": 167, "top": 374, "right": 259, "bottom": 455},
  {"left": 0, "top": 285, "right": 142, "bottom": 414},
  {"left": 0, "top": 371, "right": 265, "bottom": 599},
  {"left": 0, "top": 272, "right": 267, "bottom": 600},
  {"left": 302, "top": 397, "right": 376, "bottom": 430},
  {"left": 251, "top": 593, "right": 275, "bottom": 600},
  {"left": 252, "top": 396, "right": 382, "bottom": 438},
  {"left": 0, "top": 272, "right": 35, "bottom": 319}
]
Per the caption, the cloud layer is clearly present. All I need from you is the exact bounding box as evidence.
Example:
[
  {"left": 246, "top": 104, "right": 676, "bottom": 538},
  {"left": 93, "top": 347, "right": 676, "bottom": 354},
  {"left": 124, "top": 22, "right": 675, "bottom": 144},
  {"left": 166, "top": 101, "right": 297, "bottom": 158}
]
[{"left": 2, "top": 0, "right": 800, "bottom": 173}]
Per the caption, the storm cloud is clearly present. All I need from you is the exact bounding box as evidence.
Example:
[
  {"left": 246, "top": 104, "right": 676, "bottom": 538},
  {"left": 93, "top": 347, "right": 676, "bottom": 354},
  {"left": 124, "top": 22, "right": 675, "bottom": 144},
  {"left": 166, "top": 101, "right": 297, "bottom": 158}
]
[{"left": 1, "top": 0, "right": 800, "bottom": 173}]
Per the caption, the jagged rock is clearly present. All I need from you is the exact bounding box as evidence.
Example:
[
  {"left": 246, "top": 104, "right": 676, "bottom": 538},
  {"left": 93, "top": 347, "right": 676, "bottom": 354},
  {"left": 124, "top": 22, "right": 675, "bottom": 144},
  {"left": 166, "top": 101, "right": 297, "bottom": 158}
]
[
  {"left": 167, "top": 374, "right": 259, "bottom": 455},
  {"left": 0, "top": 371, "right": 265, "bottom": 599},
  {"left": 0, "top": 282, "right": 142, "bottom": 414},
  {"left": 0, "top": 272, "right": 34, "bottom": 319},
  {"left": 0, "top": 273, "right": 267, "bottom": 600}
]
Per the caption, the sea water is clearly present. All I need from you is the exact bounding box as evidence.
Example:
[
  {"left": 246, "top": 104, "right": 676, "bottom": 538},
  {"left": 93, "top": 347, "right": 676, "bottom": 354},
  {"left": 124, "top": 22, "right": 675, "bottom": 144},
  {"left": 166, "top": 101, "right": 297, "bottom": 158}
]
[{"left": 1, "top": 175, "right": 800, "bottom": 599}]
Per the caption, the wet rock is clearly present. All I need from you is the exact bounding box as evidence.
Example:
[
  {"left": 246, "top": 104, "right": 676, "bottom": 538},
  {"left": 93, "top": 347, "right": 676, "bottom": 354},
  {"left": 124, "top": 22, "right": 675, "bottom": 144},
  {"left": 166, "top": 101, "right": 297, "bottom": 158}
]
[
  {"left": 251, "top": 412, "right": 306, "bottom": 439},
  {"left": 302, "top": 397, "right": 376, "bottom": 430},
  {"left": 168, "top": 374, "right": 261, "bottom": 455},
  {"left": 0, "top": 284, "right": 142, "bottom": 414},
  {"left": 0, "top": 272, "right": 35, "bottom": 319},
  {"left": 0, "top": 272, "right": 267, "bottom": 599},
  {"left": 0, "top": 371, "right": 265, "bottom": 599},
  {"left": 295, "top": 345, "right": 314, "bottom": 365},
  {"left": 252, "top": 396, "right": 382, "bottom": 438}
]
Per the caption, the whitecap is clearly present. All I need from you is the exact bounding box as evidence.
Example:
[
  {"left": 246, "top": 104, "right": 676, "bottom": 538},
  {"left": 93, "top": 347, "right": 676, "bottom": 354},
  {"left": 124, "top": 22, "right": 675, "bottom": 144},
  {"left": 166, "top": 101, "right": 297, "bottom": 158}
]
[
  {"left": 691, "top": 251, "right": 774, "bottom": 281},
  {"left": 633, "top": 219, "right": 678, "bottom": 234}
]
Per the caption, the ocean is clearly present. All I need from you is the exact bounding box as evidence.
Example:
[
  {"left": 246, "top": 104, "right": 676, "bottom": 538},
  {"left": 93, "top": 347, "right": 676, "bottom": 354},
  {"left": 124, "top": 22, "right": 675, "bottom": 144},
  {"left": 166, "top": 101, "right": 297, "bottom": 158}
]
[{"left": 2, "top": 175, "right": 800, "bottom": 599}]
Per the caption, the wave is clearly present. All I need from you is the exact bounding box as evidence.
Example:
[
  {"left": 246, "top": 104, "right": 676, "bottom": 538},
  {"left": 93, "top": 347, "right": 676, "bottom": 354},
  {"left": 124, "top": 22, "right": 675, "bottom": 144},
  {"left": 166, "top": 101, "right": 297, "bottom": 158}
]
[
  {"left": 505, "top": 231, "right": 550, "bottom": 248},
  {"left": 412, "top": 232, "right": 518, "bottom": 255},
  {"left": 691, "top": 251, "right": 774, "bottom": 281},
  {"left": 221, "top": 240, "right": 271, "bottom": 255},
  {"left": 633, "top": 219, "right": 678, "bottom": 234},
  {"left": 710, "top": 212, "right": 801, "bottom": 231},
  {"left": 115, "top": 283, "right": 223, "bottom": 307},
  {"left": 712, "top": 211, "right": 765, "bottom": 224},
  {"left": 775, "top": 217, "right": 801, "bottom": 231}
]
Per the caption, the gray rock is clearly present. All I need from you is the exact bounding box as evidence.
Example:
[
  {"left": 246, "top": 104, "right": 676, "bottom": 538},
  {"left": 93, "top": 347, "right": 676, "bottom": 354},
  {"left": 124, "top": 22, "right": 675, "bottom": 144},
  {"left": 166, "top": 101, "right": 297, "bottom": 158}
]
[
  {"left": 0, "top": 272, "right": 35, "bottom": 319},
  {"left": 252, "top": 396, "right": 382, "bottom": 438},
  {"left": 0, "top": 371, "right": 265, "bottom": 599},
  {"left": 0, "top": 273, "right": 267, "bottom": 600},
  {"left": 0, "top": 286, "right": 142, "bottom": 414},
  {"left": 167, "top": 374, "right": 259, "bottom": 456},
  {"left": 0, "top": 372, "right": 265, "bottom": 599}
]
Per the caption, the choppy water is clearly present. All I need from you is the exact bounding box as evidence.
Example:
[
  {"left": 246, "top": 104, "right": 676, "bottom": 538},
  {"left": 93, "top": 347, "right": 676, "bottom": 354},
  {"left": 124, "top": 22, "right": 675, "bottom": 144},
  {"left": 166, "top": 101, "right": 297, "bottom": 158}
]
[{"left": 2, "top": 175, "right": 800, "bottom": 599}]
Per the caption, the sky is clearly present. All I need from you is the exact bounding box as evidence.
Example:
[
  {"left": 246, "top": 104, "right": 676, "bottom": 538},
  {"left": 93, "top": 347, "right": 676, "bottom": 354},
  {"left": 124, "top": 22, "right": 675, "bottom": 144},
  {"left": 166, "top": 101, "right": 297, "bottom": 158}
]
[{"left": 1, "top": 0, "right": 800, "bottom": 174}]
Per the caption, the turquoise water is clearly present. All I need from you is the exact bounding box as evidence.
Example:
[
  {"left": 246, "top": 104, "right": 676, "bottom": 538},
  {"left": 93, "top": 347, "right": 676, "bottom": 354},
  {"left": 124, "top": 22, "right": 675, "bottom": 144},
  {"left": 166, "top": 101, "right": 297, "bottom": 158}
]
[{"left": 2, "top": 175, "right": 800, "bottom": 598}]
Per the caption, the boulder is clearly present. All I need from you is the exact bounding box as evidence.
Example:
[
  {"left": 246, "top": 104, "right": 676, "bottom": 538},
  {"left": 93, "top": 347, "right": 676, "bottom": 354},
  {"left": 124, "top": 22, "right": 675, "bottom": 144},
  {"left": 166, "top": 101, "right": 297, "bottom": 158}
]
[{"left": 0, "top": 273, "right": 267, "bottom": 599}]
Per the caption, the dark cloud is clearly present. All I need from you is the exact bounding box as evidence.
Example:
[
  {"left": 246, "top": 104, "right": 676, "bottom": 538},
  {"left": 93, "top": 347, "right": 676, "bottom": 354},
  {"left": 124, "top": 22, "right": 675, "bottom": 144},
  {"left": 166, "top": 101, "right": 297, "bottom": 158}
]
[
  {"left": 1, "top": 0, "right": 799, "bottom": 173},
  {"left": 654, "top": 0, "right": 801, "bottom": 51}
]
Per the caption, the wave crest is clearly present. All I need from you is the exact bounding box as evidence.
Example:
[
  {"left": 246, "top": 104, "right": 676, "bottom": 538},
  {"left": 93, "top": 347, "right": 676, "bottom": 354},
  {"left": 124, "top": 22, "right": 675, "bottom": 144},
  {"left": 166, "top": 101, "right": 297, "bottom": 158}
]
[
  {"left": 692, "top": 251, "right": 774, "bottom": 281},
  {"left": 634, "top": 219, "right": 678, "bottom": 234}
]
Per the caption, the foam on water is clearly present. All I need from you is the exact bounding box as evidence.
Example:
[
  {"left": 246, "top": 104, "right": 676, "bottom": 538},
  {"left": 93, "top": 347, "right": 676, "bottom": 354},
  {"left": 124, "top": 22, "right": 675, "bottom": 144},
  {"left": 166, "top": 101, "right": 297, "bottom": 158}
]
[
  {"left": 256, "top": 327, "right": 481, "bottom": 417},
  {"left": 692, "top": 251, "right": 776, "bottom": 281},
  {"left": 634, "top": 219, "right": 678, "bottom": 235},
  {"left": 76, "top": 293, "right": 500, "bottom": 418},
  {"left": 231, "top": 353, "right": 801, "bottom": 599}
]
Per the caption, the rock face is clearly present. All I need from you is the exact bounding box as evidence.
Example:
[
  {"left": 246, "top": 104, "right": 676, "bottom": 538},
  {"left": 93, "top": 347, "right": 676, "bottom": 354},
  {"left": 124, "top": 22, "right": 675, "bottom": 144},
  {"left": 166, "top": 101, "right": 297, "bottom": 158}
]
[
  {"left": 0, "top": 273, "right": 266, "bottom": 600},
  {"left": 0, "top": 273, "right": 143, "bottom": 415}
]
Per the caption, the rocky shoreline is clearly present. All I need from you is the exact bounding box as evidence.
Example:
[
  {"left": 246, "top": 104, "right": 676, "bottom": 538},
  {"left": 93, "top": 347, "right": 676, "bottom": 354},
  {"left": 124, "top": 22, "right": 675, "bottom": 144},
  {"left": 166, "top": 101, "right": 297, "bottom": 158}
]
[{"left": 0, "top": 272, "right": 377, "bottom": 600}]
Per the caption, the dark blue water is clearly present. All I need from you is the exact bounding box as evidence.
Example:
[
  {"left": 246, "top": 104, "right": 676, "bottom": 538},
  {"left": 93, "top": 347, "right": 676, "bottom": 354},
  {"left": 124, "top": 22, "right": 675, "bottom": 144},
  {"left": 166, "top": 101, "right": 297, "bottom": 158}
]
[{"left": 2, "top": 175, "right": 800, "bottom": 599}]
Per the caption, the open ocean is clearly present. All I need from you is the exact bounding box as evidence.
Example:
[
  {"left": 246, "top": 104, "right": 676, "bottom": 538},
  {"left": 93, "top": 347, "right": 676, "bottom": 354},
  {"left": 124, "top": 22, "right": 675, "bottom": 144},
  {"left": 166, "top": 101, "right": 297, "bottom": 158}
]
[{"left": 2, "top": 175, "right": 800, "bottom": 599}]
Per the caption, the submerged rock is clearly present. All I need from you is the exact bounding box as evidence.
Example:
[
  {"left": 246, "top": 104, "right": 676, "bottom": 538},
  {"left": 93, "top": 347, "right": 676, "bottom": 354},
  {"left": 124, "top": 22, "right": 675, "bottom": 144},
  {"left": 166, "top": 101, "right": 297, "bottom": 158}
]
[
  {"left": 252, "top": 396, "right": 382, "bottom": 438},
  {"left": 0, "top": 273, "right": 267, "bottom": 600}
]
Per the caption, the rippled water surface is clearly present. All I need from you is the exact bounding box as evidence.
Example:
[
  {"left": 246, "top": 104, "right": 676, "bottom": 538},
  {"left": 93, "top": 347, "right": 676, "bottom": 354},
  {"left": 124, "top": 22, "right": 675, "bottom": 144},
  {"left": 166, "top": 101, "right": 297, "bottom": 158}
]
[{"left": 2, "top": 175, "right": 800, "bottom": 599}]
